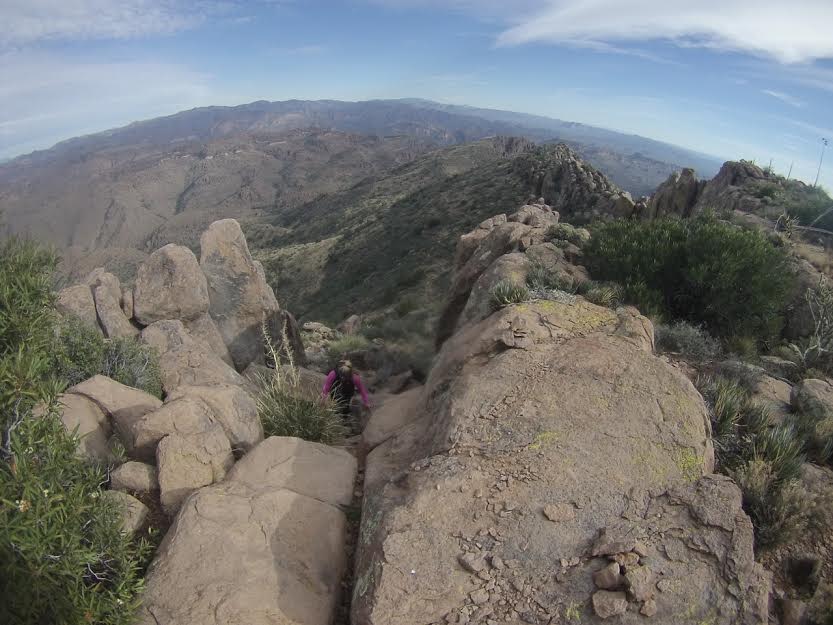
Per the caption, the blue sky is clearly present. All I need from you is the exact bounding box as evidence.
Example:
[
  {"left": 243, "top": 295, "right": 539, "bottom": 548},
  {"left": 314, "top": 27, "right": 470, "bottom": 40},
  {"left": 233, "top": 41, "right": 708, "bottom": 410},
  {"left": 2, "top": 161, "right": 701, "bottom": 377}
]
[{"left": 2, "top": 0, "right": 832, "bottom": 189}]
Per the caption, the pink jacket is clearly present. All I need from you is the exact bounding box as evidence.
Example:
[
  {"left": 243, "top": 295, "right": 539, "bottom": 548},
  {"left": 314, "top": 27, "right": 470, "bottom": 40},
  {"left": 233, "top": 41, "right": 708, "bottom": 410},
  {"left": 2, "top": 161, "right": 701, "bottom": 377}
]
[{"left": 322, "top": 371, "right": 370, "bottom": 406}]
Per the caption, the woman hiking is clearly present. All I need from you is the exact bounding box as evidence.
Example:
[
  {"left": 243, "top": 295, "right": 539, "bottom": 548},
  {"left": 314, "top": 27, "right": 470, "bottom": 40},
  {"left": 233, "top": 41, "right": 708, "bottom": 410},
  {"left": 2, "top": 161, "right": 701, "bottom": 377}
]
[{"left": 322, "top": 359, "right": 370, "bottom": 419}]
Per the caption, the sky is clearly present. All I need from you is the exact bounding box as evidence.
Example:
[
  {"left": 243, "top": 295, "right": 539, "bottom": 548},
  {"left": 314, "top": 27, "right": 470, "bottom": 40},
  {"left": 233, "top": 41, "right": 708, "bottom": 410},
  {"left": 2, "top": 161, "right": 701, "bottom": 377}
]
[{"left": 1, "top": 0, "right": 832, "bottom": 189}]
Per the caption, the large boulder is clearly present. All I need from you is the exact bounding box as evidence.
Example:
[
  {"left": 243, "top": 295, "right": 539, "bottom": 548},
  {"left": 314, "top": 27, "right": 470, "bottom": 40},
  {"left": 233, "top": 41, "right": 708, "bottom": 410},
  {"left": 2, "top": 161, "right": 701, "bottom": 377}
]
[
  {"left": 84, "top": 268, "right": 121, "bottom": 305},
  {"left": 138, "top": 435, "right": 357, "bottom": 625},
  {"left": 93, "top": 284, "right": 138, "bottom": 338},
  {"left": 353, "top": 299, "right": 767, "bottom": 625},
  {"left": 56, "top": 284, "right": 100, "bottom": 330},
  {"left": 128, "top": 396, "right": 219, "bottom": 461},
  {"left": 53, "top": 393, "right": 113, "bottom": 462},
  {"left": 132, "top": 244, "right": 210, "bottom": 326},
  {"left": 156, "top": 427, "right": 234, "bottom": 515},
  {"left": 437, "top": 220, "right": 533, "bottom": 346},
  {"left": 791, "top": 378, "right": 833, "bottom": 418},
  {"left": 227, "top": 437, "right": 356, "bottom": 506},
  {"left": 141, "top": 320, "right": 244, "bottom": 394},
  {"left": 200, "top": 219, "right": 277, "bottom": 371},
  {"left": 66, "top": 375, "right": 162, "bottom": 445},
  {"left": 166, "top": 384, "right": 263, "bottom": 454},
  {"left": 265, "top": 309, "right": 307, "bottom": 367},
  {"left": 183, "top": 313, "right": 234, "bottom": 366}
]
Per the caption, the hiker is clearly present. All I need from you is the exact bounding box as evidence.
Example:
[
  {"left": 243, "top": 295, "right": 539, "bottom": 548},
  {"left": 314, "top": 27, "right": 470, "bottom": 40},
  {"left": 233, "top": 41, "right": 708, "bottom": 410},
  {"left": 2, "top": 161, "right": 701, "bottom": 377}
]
[{"left": 322, "top": 359, "right": 370, "bottom": 418}]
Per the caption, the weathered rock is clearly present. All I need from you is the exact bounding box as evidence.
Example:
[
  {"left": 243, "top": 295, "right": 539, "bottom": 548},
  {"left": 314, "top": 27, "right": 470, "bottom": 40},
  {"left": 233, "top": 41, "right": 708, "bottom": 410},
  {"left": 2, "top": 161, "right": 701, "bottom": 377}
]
[
  {"left": 646, "top": 168, "right": 702, "bottom": 219},
  {"left": 93, "top": 284, "right": 138, "bottom": 338},
  {"left": 103, "top": 490, "right": 148, "bottom": 535},
  {"left": 592, "top": 562, "right": 622, "bottom": 590},
  {"left": 138, "top": 429, "right": 353, "bottom": 625},
  {"left": 253, "top": 260, "right": 280, "bottom": 313},
  {"left": 641, "top": 599, "right": 658, "bottom": 617},
  {"left": 200, "top": 218, "right": 272, "bottom": 371},
  {"left": 111, "top": 461, "right": 158, "bottom": 493},
  {"left": 156, "top": 428, "right": 234, "bottom": 515},
  {"left": 66, "top": 375, "right": 162, "bottom": 445},
  {"left": 133, "top": 244, "right": 210, "bottom": 325},
  {"left": 338, "top": 314, "right": 363, "bottom": 335},
  {"left": 141, "top": 320, "right": 244, "bottom": 394},
  {"left": 354, "top": 298, "right": 767, "bottom": 625},
  {"left": 437, "top": 220, "right": 533, "bottom": 346},
  {"left": 457, "top": 552, "right": 488, "bottom": 573},
  {"left": 54, "top": 393, "right": 113, "bottom": 462},
  {"left": 121, "top": 288, "right": 134, "bottom": 320},
  {"left": 227, "top": 437, "right": 356, "bottom": 506},
  {"left": 129, "top": 396, "right": 218, "bottom": 461},
  {"left": 592, "top": 591, "right": 628, "bottom": 619},
  {"left": 265, "top": 309, "right": 307, "bottom": 367},
  {"left": 184, "top": 313, "right": 234, "bottom": 366},
  {"left": 625, "top": 565, "right": 654, "bottom": 601},
  {"left": 752, "top": 374, "right": 793, "bottom": 424},
  {"left": 56, "top": 284, "right": 100, "bottom": 330},
  {"left": 362, "top": 386, "right": 424, "bottom": 450},
  {"left": 457, "top": 253, "right": 530, "bottom": 330},
  {"left": 508, "top": 204, "right": 559, "bottom": 228},
  {"left": 138, "top": 481, "right": 347, "bottom": 625},
  {"left": 166, "top": 384, "right": 263, "bottom": 454},
  {"left": 84, "top": 268, "right": 121, "bottom": 305},
  {"left": 792, "top": 378, "right": 833, "bottom": 419},
  {"left": 543, "top": 502, "right": 576, "bottom": 523}
]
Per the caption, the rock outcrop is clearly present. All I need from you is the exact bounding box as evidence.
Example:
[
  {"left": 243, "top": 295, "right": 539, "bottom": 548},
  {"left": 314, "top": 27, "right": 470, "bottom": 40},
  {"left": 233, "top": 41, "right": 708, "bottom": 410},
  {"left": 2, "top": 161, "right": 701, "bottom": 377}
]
[
  {"left": 200, "top": 219, "right": 281, "bottom": 371},
  {"left": 353, "top": 208, "right": 769, "bottom": 625},
  {"left": 138, "top": 437, "right": 357, "bottom": 625},
  {"left": 133, "top": 244, "right": 210, "bottom": 326},
  {"left": 646, "top": 168, "right": 703, "bottom": 218},
  {"left": 56, "top": 284, "right": 99, "bottom": 329}
]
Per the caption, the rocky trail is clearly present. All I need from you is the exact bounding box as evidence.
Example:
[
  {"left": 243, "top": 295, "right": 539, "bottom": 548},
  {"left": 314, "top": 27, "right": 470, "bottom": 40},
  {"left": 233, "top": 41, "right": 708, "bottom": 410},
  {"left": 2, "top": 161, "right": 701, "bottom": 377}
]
[{"left": 49, "top": 198, "right": 833, "bottom": 624}]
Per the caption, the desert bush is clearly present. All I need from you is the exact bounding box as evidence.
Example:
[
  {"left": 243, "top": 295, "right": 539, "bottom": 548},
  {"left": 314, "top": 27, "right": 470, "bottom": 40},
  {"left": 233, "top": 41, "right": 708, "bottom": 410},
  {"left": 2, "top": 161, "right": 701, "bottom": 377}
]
[
  {"left": 713, "top": 360, "right": 764, "bottom": 393},
  {"left": 257, "top": 326, "right": 347, "bottom": 444},
  {"left": 731, "top": 460, "right": 812, "bottom": 548},
  {"left": 655, "top": 321, "right": 721, "bottom": 361},
  {"left": 578, "top": 281, "right": 623, "bottom": 309},
  {"left": 526, "top": 261, "right": 576, "bottom": 293},
  {"left": 584, "top": 214, "right": 792, "bottom": 341},
  {"left": 51, "top": 316, "right": 162, "bottom": 397},
  {"left": 788, "top": 277, "right": 833, "bottom": 375},
  {"left": 792, "top": 411, "right": 833, "bottom": 466},
  {"left": 546, "top": 223, "right": 590, "bottom": 246},
  {"left": 489, "top": 280, "right": 530, "bottom": 309},
  {"left": 326, "top": 333, "right": 372, "bottom": 365},
  {"left": 0, "top": 237, "right": 150, "bottom": 625}
]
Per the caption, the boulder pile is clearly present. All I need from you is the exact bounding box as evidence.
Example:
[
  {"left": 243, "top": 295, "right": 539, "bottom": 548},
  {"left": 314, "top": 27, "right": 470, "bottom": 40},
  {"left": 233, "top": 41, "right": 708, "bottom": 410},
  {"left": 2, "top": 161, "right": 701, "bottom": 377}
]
[{"left": 353, "top": 202, "right": 771, "bottom": 624}]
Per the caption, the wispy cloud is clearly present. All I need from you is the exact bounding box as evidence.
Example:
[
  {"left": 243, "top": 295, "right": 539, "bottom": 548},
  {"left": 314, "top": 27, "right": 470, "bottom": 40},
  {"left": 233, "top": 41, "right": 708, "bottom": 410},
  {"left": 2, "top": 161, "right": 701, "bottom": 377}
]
[
  {"left": 762, "top": 89, "right": 804, "bottom": 108},
  {"left": 373, "top": 0, "right": 833, "bottom": 64},
  {"left": 0, "top": 1, "right": 218, "bottom": 46},
  {"left": 0, "top": 50, "right": 216, "bottom": 157}
]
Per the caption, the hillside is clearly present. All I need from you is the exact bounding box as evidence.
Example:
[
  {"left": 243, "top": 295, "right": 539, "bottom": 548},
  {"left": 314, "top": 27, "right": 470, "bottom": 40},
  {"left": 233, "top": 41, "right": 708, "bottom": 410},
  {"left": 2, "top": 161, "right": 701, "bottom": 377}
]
[
  {"left": 248, "top": 137, "right": 624, "bottom": 323},
  {"left": 0, "top": 101, "right": 721, "bottom": 249},
  {"left": 0, "top": 129, "right": 433, "bottom": 253}
]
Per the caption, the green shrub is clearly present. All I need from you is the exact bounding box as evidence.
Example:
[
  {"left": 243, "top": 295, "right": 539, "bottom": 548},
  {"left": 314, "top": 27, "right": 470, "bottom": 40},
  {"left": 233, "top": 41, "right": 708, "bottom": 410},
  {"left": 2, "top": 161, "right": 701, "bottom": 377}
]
[
  {"left": 257, "top": 331, "right": 347, "bottom": 444},
  {"left": 51, "top": 317, "right": 163, "bottom": 397},
  {"left": 546, "top": 223, "right": 590, "bottom": 246},
  {"left": 489, "top": 280, "right": 530, "bottom": 309},
  {"left": 326, "top": 334, "right": 372, "bottom": 364},
  {"left": 579, "top": 281, "right": 623, "bottom": 309},
  {"left": 713, "top": 360, "right": 764, "bottom": 392},
  {"left": 526, "top": 261, "right": 576, "bottom": 293},
  {"left": 792, "top": 411, "right": 833, "bottom": 465},
  {"left": 0, "top": 237, "right": 150, "bottom": 625},
  {"left": 0, "top": 405, "right": 151, "bottom": 624},
  {"left": 584, "top": 214, "right": 792, "bottom": 341},
  {"left": 655, "top": 321, "right": 721, "bottom": 361}
]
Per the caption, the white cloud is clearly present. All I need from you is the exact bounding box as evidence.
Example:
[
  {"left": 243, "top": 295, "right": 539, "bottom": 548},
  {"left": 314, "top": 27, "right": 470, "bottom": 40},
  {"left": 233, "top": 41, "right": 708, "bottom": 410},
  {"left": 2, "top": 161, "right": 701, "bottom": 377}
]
[
  {"left": 0, "top": 50, "right": 216, "bottom": 158},
  {"left": 0, "top": 0, "right": 214, "bottom": 45},
  {"left": 762, "top": 89, "right": 804, "bottom": 108},
  {"left": 496, "top": 1, "right": 833, "bottom": 64},
  {"left": 375, "top": 0, "right": 833, "bottom": 64}
]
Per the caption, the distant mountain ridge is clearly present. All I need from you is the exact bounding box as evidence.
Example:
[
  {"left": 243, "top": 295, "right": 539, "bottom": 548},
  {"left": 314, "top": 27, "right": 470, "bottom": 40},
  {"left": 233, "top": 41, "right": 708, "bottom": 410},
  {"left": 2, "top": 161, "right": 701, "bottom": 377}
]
[{"left": 3, "top": 98, "right": 721, "bottom": 197}]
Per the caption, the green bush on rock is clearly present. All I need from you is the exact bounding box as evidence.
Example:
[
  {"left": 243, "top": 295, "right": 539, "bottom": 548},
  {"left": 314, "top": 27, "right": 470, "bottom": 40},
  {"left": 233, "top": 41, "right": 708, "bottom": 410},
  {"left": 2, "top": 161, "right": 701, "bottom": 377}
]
[
  {"left": 0, "top": 237, "right": 150, "bottom": 625},
  {"left": 584, "top": 214, "right": 792, "bottom": 342}
]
